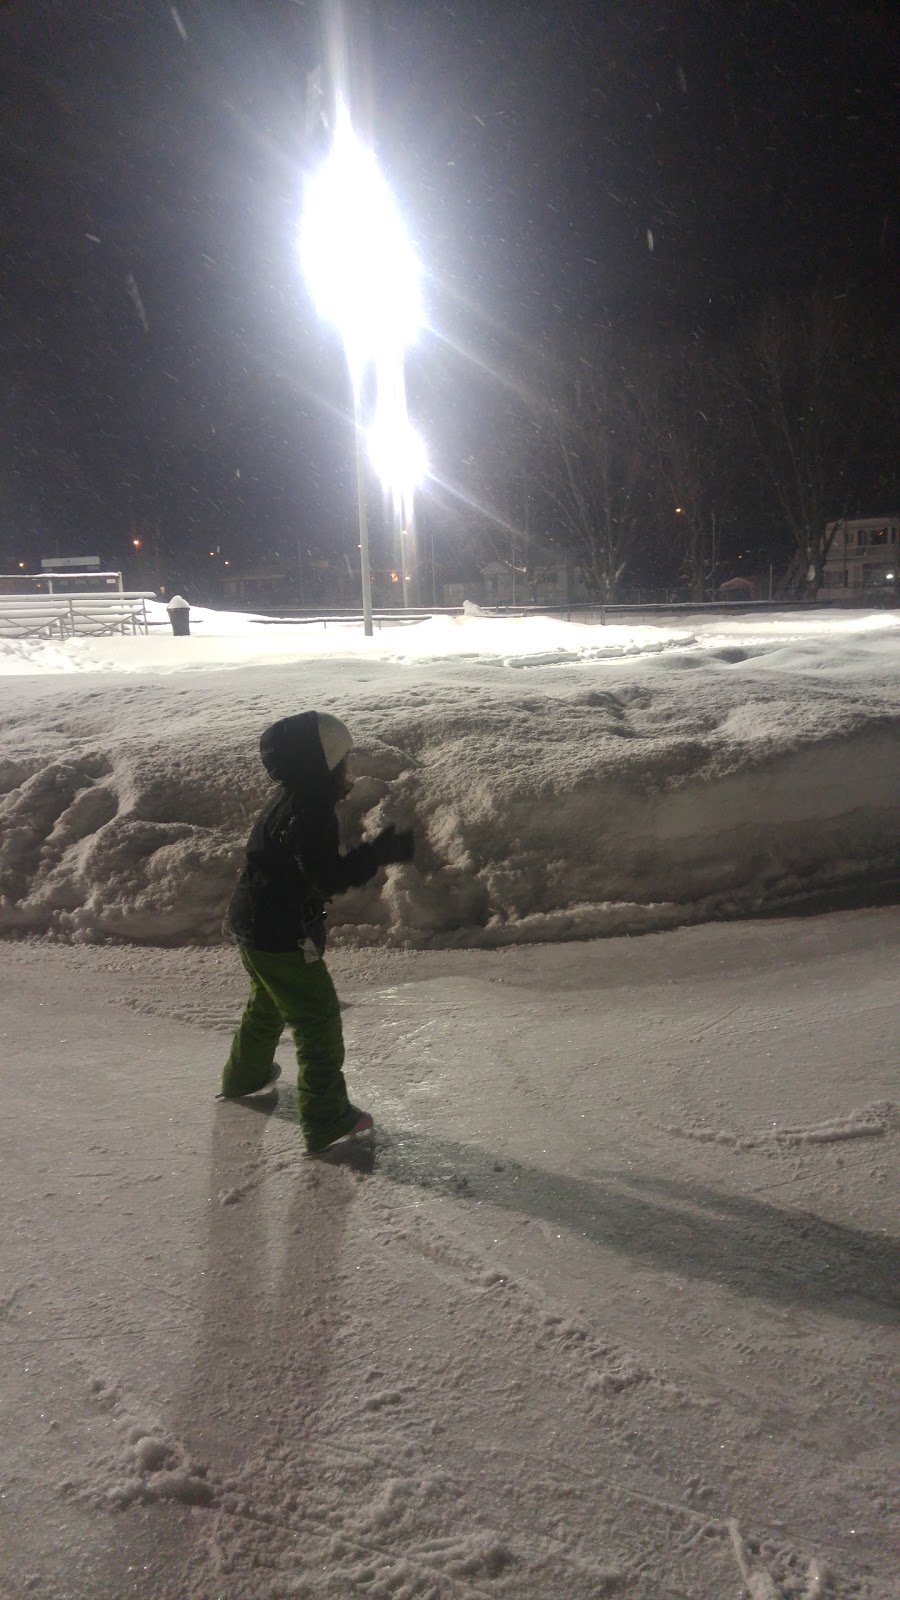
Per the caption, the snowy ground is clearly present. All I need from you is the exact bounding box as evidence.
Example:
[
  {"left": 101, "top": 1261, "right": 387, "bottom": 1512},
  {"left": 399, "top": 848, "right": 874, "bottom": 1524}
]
[
  {"left": 1, "top": 913, "right": 897, "bottom": 1599},
  {"left": 1, "top": 606, "right": 898, "bottom": 1598},
  {"left": 1, "top": 607, "right": 898, "bottom": 945}
]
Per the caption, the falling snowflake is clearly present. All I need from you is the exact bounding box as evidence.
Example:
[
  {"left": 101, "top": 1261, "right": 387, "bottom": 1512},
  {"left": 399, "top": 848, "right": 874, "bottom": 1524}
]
[{"left": 125, "top": 274, "right": 150, "bottom": 333}]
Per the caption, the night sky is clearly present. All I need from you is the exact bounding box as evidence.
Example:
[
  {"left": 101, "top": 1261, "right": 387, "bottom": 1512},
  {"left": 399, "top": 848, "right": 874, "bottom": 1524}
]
[{"left": 1, "top": 0, "right": 897, "bottom": 586}]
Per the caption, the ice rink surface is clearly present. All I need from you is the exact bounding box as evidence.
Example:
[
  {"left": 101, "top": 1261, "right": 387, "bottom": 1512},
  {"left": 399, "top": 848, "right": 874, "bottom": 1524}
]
[{"left": 1, "top": 909, "right": 896, "bottom": 1599}]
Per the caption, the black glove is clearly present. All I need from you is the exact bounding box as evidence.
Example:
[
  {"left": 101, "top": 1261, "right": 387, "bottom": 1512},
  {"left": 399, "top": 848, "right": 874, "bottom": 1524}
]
[{"left": 373, "top": 824, "right": 415, "bottom": 865}]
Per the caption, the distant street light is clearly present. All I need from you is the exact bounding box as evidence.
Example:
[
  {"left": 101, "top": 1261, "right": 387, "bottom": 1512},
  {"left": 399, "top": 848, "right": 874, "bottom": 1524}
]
[
  {"left": 367, "top": 402, "right": 427, "bottom": 607},
  {"left": 300, "top": 100, "right": 423, "bottom": 636}
]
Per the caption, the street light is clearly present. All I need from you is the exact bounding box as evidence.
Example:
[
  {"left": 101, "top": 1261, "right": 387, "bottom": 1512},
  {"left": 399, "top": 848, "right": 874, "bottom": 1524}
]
[
  {"left": 300, "top": 104, "right": 422, "bottom": 375},
  {"left": 367, "top": 400, "right": 427, "bottom": 608},
  {"left": 300, "top": 100, "right": 422, "bottom": 635}
]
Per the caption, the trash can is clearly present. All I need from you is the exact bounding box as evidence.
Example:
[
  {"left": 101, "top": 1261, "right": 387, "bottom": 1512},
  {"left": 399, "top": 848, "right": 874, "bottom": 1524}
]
[{"left": 166, "top": 595, "right": 190, "bottom": 636}]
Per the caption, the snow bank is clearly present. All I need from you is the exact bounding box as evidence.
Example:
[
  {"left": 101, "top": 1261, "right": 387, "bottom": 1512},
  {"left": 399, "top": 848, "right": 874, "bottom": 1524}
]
[{"left": 0, "top": 610, "right": 897, "bottom": 946}]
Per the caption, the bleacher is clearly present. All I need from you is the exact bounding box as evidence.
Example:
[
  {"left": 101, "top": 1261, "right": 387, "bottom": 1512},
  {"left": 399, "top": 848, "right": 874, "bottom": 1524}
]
[{"left": 0, "top": 587, "right": 157, "bottom": 639}]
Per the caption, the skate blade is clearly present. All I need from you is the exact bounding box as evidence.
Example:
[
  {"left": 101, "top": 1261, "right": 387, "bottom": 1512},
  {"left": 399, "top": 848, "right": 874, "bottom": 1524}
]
[
  {"left": 308, "top": 1114, "right": 375, "bottom": 1157},
  {"left": 216, "top": 1065, "right": 282, "bottom": 1101}
]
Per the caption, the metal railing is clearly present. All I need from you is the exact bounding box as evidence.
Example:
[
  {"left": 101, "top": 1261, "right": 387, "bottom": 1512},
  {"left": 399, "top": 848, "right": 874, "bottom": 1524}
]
[{"left": 248, "top": 596, "right": 898, "bottom": 627}]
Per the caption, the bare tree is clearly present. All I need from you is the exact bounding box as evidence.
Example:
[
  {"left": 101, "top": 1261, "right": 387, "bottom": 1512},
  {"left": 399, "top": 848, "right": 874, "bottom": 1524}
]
[
  {"left": 729, "top": 292, "right": 874, "bottom": 597},
  {"left": 537, "top": 332, "right": 652, "bottom": 603},
  {"left": 449, "top": 383, "right": 562, "bottom": 603},
  {"left": 637, "top": 336, "right": 739, "bottom": 601}
]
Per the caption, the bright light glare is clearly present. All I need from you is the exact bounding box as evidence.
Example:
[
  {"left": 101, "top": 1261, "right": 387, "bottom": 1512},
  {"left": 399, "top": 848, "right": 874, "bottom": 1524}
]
[
  {"left": 299, "top": 103, "right": 422, "bottom": 380},
  {"left": 367, "top": 408, "right": 428, "bottom": 501}
]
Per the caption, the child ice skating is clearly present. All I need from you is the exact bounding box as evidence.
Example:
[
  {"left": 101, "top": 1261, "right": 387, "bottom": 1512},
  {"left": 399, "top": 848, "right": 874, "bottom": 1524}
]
[{"left": 221, "top": 711, "right": 413, "bottom": 1152}]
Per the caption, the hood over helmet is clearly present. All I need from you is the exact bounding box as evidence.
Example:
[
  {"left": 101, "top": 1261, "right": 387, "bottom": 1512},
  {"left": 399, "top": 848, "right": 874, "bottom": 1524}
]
[{"left": 259, "top": 711, "right": 352, "bottom": 796}]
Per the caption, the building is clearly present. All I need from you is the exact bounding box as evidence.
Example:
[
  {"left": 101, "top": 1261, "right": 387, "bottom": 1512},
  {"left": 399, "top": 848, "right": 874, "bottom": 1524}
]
[
  {"left": 442, "top": 550, "right": 589, "bottom": 608},
  {"left": 717, "top": 576, "right": 757, "bottom": 600},
  {"left": 822, "top": 516, "right": 898, "bottom": 600}
]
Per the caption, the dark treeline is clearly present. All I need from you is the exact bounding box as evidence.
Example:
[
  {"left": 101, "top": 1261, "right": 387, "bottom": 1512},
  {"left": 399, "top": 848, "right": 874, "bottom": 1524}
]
[{"left": 448, "top": 285, "right": 897, "bottom": 602}]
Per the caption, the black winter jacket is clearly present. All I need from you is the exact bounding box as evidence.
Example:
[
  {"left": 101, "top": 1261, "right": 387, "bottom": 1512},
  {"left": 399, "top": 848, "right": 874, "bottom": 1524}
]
[{"left": 226, "top": 712, "right": 380, "bottom": 954}]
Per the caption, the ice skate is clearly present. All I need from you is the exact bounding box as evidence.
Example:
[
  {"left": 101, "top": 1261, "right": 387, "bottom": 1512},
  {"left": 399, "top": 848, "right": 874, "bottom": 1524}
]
[
  {"left": 217, "top": 1063, "right": 282, "bottom": 1100},
  {"left": 307, "top": 1111, "right": 374, "bottom": 1156}
]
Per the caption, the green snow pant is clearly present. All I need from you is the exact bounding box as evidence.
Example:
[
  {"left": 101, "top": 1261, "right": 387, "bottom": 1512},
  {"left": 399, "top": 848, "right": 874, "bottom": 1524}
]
[{"left": 222, "top": 946, "right": 363, "bottom": 1153}]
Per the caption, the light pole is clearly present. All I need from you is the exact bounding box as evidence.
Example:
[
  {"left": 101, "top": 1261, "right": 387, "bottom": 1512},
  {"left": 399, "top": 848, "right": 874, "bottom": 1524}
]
[
  {"left": 366, "top": 399, "right": 427, "bottom": 609},
  {"left": 352, "top": 387, "right": 374, "bottom": 631},
  {"left": 402, "top": 501, "right": 416, "bottom": 609},
  {"left": 299, "top": 102, "right": 422, "bottom": 636}
]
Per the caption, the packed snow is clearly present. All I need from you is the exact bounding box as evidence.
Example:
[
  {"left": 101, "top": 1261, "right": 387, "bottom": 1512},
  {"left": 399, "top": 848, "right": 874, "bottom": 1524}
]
[
  {"left": 1, "top": 605, "right": 898, "bottom": 1599},
  {"left": 0, "top": 606, "right": 897, "bottom": 947},
  {"left": 1, "top": 914, "right": 897, "bottom": 1598}
]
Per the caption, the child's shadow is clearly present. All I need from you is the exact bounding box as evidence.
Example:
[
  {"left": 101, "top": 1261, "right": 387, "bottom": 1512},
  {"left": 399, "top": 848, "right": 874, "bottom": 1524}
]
[{"left": 232, "top": 1102, "right": 900, "bottom": 1326}]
